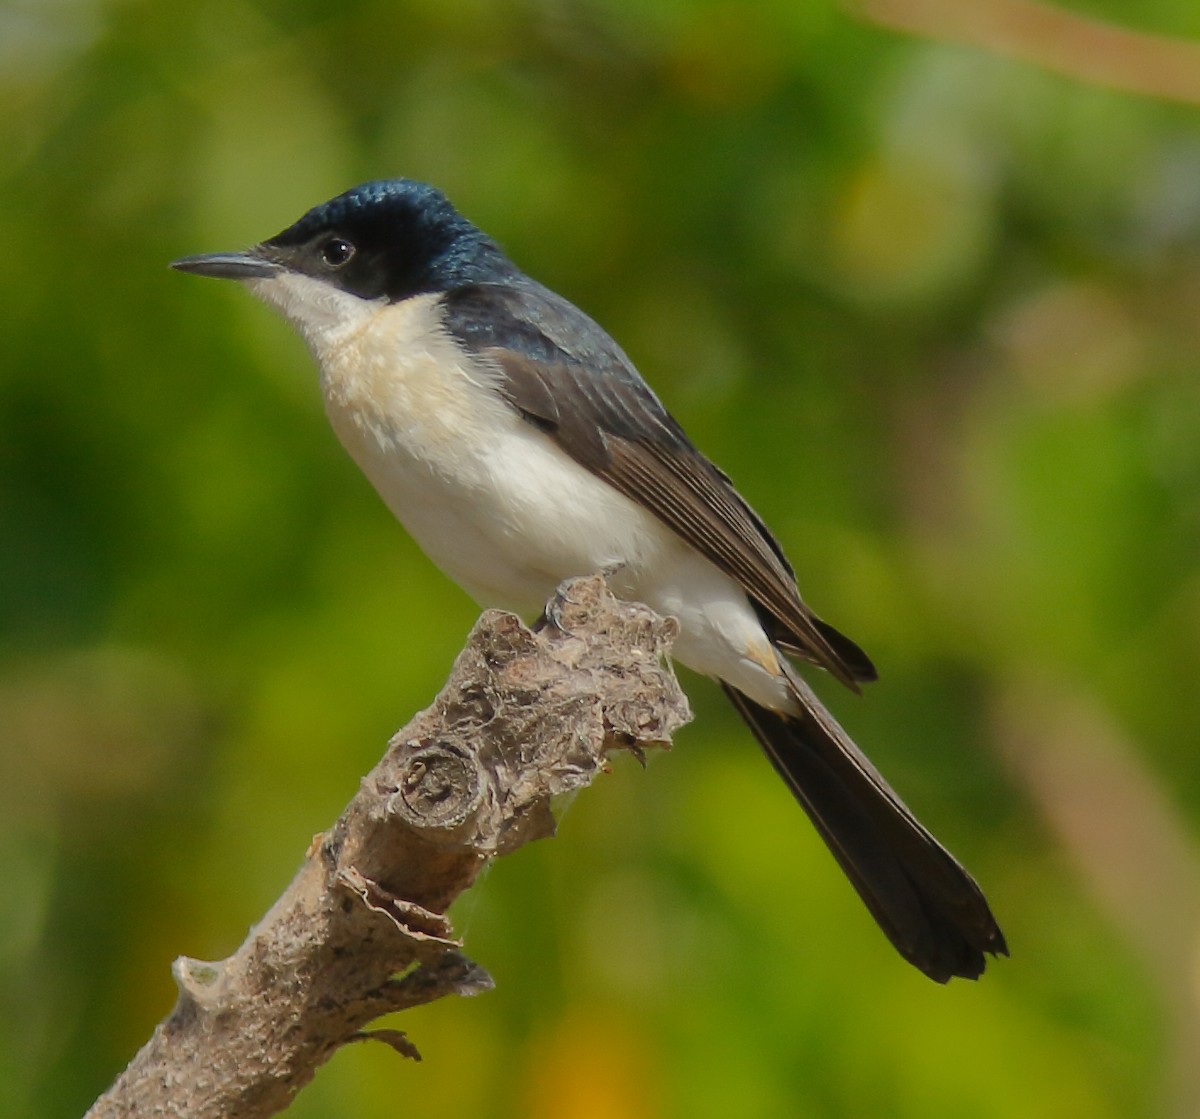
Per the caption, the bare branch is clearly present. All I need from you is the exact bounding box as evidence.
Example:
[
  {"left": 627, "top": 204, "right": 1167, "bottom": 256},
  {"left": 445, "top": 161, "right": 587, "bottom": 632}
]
[
  {"left": 84, "top": 575, "right": 691, "bottom": 1119},
  {"left": 851, "top": 0, "right": 1200, "bottom": 107}
]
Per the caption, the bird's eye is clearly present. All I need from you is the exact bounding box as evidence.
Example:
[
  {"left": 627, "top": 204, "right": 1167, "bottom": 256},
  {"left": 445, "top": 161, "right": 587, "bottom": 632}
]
[{"left": 321, "top": 237, "right": 355, "bottom": 268}]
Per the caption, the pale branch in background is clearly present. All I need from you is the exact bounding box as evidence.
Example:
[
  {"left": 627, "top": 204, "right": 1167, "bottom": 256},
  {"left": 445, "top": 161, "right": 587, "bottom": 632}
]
[
  {"left": 84, "top": 575, "right": 691, "bottom": 1119},
  {"left": 852, "top": 0, "right": 1200, "bottom": 107}
]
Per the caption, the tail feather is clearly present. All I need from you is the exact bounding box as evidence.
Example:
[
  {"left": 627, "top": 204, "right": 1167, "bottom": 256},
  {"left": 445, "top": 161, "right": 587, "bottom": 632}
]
[{"left": 722, "top": 665, "right": 1007, "bottom": 982}]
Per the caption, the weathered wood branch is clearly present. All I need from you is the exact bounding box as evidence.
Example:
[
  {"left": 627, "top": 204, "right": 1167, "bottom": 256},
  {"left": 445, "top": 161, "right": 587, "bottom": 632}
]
[{"left": 84, "top": 575, "right": 691, "bottom": 1119}]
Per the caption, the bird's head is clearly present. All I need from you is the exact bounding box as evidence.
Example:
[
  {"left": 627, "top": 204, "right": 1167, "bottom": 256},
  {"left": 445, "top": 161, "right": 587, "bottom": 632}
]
[{"left": 172, "top": 179, "right": 516, "bottom": 341}]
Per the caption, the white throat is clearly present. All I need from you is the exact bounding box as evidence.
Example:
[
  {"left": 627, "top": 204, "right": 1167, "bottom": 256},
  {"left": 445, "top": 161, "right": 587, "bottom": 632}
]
[{"left": 246, "top": 271, "right": 385, "bottom": 352}]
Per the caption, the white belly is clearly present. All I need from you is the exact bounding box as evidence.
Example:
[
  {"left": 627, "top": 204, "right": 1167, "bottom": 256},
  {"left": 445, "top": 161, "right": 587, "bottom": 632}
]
[{"left": 352, "top": 410, "right": 675, "bottom": 613}]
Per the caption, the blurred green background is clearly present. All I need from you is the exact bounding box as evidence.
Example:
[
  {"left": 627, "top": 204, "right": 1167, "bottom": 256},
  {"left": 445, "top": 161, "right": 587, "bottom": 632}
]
[{"left": 4, "top": 0, "right": 1200, "bottom": 1116}]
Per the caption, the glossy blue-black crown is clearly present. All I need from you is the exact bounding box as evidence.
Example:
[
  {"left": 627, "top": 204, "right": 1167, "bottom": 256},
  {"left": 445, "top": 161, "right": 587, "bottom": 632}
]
[
  {"left": 263, "top": 179, "right": 520, "bottom": 301},
  {"left": 268, "top": 180, "right": 457, "bottom": 246}
]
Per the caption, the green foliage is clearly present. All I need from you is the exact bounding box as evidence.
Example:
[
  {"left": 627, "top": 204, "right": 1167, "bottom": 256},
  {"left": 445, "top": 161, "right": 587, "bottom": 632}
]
[{"left": 3, "top": 1, "right": 1198, "bottom": 1115}]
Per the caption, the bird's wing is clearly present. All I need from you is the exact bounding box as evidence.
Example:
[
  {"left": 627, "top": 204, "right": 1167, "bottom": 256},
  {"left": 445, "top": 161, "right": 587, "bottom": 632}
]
[{"left": 441, "top": 281, "right": 875, "bottom": 689}]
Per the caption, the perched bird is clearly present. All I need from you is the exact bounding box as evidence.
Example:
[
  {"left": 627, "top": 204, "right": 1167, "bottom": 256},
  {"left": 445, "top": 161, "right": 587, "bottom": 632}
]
[{"left": 173, "top": 179, "right": 1006, "bottom": 981}]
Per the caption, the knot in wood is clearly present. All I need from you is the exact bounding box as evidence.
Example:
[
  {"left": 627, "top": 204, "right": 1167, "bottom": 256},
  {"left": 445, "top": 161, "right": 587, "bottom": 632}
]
[{"left": 391, "top": 742, "right": 482, "bottom": 831}]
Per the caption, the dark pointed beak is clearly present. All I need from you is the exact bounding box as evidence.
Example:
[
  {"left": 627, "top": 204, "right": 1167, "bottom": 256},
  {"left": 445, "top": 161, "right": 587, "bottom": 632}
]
[{"left": 170, "top": 249, "right": 281, "bottom": 280}]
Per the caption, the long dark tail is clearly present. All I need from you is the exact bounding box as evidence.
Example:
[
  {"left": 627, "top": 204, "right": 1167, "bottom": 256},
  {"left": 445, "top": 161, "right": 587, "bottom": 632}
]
[{"left": 722, "top": 665, "right": 1007, "bottom": 982}]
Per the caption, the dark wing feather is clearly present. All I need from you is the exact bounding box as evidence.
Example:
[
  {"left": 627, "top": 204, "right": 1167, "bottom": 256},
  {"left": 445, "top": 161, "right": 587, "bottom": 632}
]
[{"left": 441, "top": 281, "right": 876, "bottom": 689}]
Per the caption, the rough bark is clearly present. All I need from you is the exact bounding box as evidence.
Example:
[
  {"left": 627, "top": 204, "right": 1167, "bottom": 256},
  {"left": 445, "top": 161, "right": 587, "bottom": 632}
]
[{"left": 84, "top": 575, "right": 691, "bottom": 1119}]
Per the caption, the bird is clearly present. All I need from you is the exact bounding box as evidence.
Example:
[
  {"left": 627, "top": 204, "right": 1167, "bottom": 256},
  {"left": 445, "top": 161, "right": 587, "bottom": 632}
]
[{"left": 172, "top": 178, "right": 1006, "bottom": 982}]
